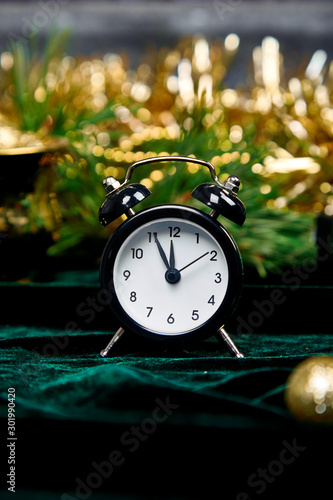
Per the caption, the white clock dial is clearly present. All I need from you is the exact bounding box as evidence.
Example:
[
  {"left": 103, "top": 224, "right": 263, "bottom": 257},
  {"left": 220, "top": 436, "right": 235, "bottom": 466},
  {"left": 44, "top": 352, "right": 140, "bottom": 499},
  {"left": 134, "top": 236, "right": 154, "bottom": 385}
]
[{"left": 113, "top": 218, "right": 229, "bottom": 336}]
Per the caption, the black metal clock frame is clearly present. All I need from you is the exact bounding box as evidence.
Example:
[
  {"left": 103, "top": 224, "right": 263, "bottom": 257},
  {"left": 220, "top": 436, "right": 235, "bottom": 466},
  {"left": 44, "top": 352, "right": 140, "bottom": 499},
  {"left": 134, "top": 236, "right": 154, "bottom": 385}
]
[{"left": 100, "top": 205, "right": 243, "bottom": 347}]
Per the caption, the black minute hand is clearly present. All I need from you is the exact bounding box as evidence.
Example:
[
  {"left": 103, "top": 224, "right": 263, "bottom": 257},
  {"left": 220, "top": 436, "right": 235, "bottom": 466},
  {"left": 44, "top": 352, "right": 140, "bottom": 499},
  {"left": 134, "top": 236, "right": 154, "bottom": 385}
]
[
  {"left": 169, "top": 240, "right": 175, "bottom": 270},
  {"left": 153, "top": 233, "right": 170, "bottom": 270},
  {"left": 178, "top": 251, "right": 209, "bottom": 273}
]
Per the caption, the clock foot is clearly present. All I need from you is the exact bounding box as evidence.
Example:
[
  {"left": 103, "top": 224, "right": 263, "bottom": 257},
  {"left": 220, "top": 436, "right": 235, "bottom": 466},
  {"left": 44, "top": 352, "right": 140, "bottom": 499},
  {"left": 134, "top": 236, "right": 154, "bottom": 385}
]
[
  {"left": 100, "top": 327, "right": 125, "bottom": 357},
  {"left": 215, "top": 327, "right": 244, "bottom": 358}
]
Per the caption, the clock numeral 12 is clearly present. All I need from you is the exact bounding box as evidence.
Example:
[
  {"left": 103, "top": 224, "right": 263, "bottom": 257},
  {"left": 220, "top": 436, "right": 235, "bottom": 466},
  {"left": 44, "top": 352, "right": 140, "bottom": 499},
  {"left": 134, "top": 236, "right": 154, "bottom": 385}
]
[{"left": 168, "top": 227, "right": 180, "bottom": 238}]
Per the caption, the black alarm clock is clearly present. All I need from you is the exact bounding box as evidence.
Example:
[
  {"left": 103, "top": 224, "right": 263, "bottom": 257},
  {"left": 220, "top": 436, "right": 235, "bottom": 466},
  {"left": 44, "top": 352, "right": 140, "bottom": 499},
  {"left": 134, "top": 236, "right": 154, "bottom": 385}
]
[{"left": 98, "top": 156, "right": 246, "bottom": 358}]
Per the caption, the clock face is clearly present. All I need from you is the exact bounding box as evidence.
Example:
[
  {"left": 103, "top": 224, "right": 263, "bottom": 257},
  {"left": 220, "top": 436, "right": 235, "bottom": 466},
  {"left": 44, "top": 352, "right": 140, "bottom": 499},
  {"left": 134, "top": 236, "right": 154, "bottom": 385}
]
[
  {"left": 114, "top": 217, "right": 228, "bottom": 335},
  {"left": 101, "top": 206, "right": 242, "bottom": 344}
]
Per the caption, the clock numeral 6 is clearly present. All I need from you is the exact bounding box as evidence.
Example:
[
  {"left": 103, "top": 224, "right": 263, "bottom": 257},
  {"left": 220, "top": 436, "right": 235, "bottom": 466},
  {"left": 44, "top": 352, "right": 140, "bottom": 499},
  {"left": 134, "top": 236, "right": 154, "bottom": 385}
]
[{"left": 167, "top": 313, "right": 175, "bottom": 324}]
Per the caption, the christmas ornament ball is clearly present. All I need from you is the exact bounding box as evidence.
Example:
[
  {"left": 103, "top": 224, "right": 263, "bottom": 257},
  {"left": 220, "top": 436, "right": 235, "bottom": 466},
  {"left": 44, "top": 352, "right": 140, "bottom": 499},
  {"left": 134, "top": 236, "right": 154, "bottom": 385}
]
[{"left": 285, "top": 356, "right": 333, "bottom": 423}]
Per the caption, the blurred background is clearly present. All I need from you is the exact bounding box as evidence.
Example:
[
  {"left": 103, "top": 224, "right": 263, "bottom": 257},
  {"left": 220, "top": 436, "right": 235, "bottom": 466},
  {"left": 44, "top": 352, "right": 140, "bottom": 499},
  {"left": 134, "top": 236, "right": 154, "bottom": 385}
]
[{"left": 1, "top": 0, "right": 333, "bottom": 283}]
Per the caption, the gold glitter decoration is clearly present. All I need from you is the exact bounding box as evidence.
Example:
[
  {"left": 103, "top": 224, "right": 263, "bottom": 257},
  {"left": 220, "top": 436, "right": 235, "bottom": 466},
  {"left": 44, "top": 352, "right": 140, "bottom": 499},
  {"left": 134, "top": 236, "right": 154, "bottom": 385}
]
[
  {"left": 0, "top": 125, "right": 68, "bottom": 155},
  {"left": 285, "top": 356, "right": 333, "bottom": 423},
  {"left": 1, "top": 30, "right": 332, "bottom": 272}
]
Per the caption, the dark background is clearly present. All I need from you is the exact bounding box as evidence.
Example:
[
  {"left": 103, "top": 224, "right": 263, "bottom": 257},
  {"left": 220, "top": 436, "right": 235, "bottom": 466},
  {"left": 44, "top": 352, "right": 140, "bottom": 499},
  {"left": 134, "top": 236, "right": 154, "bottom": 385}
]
[{"left": 1, "top": 0, "right": 333, "bottom": 87}]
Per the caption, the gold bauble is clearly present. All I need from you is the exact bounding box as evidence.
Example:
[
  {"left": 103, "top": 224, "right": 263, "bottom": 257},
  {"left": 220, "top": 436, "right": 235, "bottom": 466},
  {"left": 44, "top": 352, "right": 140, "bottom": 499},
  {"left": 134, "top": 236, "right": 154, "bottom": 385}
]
[{"left": 285, "top": 356, "right": 333, "bottom": 423}]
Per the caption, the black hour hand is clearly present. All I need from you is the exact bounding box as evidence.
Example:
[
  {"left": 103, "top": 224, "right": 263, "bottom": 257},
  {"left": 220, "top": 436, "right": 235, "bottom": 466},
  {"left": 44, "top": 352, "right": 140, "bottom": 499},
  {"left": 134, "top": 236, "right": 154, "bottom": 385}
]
[{"left": 153, "top": 233, "right": 170, "bottom": 270}]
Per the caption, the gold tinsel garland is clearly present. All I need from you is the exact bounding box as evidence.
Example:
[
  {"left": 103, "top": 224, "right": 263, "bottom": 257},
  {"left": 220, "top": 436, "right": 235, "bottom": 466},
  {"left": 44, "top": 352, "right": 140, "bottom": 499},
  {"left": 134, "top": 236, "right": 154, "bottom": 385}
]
[{"left": 0, "top": 32, "right": 332, "bottom": 274}]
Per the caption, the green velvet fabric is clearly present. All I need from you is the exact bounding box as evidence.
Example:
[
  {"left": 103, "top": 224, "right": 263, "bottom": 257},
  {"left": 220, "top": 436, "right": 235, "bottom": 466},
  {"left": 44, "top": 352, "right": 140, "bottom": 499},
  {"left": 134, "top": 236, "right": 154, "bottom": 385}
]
[
  {"left": 1, "top": 326, "right": 333, "bottom": 427},
  {"left": 1, "top": 272, "right": 333, "bottom": 499}
]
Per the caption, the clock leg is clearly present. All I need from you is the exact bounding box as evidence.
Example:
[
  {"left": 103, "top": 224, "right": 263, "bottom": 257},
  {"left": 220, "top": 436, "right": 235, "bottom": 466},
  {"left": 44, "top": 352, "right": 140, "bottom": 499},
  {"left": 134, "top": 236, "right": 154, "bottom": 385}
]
[
  {"left": 100, "top": 327, "right": 125, "bottom": 357},
  {"left": 215, "top": 327, "right": 244, "bottom": 358}
]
